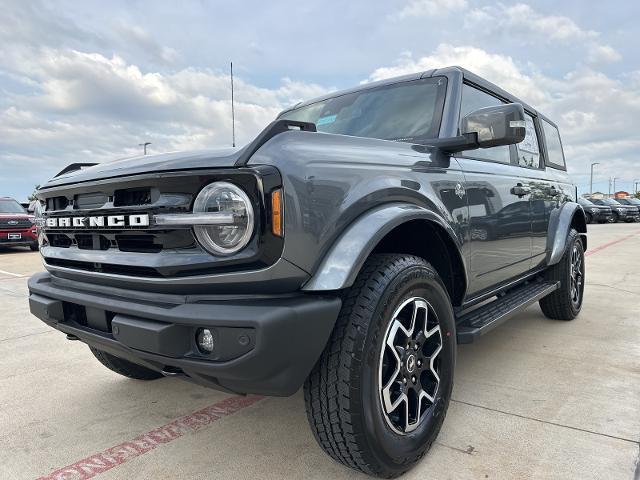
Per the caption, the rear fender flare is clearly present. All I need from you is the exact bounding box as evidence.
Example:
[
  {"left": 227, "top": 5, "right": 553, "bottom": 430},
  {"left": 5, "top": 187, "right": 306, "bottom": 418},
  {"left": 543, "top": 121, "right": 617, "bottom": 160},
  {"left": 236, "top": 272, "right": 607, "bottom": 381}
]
[{"left": 302, "top": 203, "right": 465, "bottom": 291}]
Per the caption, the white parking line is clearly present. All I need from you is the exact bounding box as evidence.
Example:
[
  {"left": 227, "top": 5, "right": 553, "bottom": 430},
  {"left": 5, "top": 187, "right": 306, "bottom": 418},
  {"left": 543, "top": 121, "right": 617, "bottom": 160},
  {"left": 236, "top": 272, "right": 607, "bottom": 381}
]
[{"left": 0, "top": 268, "right": 23, "bottom": 277}]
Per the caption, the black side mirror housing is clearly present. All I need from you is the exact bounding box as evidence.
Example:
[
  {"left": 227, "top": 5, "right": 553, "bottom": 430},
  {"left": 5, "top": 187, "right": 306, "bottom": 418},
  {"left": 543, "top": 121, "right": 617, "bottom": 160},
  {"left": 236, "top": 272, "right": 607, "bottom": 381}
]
[{"left": 431, "top": 103, "right": 526, "bottom": 153}]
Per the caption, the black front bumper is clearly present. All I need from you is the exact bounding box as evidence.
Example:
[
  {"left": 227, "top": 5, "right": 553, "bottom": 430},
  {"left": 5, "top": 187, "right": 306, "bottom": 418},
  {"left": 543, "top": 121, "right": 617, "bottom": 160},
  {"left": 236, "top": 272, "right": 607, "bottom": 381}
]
[{"left": 28, "top": 271, "right": 341, "bottom": 396}]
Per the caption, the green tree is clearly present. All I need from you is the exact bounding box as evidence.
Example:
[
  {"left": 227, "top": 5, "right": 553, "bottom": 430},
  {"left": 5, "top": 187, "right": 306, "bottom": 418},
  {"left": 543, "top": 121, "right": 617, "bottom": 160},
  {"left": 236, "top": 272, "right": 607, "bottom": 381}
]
[{"left": 27, "top": 185, "right": 40, "bottom": 202}]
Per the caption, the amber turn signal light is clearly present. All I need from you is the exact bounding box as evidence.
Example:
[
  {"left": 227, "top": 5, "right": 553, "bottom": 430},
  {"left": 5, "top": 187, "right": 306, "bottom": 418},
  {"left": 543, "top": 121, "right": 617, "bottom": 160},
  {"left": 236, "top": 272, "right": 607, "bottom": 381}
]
[{"left": 271, "top": 189, "right": 283, "bottom": 237}]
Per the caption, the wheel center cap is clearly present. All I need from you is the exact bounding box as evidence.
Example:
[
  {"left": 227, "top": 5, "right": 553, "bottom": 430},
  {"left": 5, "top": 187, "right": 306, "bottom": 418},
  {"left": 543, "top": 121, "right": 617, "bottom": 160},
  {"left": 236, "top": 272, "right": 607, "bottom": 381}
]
[{"left": 406, "top": 354, "right": 416, "bottom": 373}]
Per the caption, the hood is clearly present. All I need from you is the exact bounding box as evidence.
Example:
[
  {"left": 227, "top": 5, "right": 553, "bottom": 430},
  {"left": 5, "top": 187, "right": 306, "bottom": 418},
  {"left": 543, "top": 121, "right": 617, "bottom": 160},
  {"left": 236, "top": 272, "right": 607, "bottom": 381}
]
[
  {"left": 43, "top": 146, "right": 244, "bottom": 189},
  {"left": 0, "top": 213, "right": 33, "bottom": 219}
]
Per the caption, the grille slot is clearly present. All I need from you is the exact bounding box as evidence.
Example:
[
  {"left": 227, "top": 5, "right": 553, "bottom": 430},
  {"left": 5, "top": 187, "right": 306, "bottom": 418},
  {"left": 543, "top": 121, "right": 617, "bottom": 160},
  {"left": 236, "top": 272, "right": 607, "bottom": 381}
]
[
  {"left": 76, "top": 234, "right": 110, "bottom": 251},
  {"left": 46, "top": 196, "right": 69, "bottom": 211},
  {"left": 48, "top": 234, "right": 72, "bottom": 248},
  {"left": 75, "top": 192, "right": 108, "bottom": 209},
  {"left": 116, "top": 234, "right": 162, "bottom": 253},
  {"left": 114, "top": 188, "right": 152, "bottom": 207}
]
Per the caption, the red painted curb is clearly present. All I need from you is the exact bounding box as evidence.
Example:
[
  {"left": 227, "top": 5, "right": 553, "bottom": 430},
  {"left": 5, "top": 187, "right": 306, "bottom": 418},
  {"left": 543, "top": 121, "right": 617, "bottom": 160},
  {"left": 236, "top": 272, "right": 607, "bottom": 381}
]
[{"left": 36, "top": 395, "right": 263, "bottom": 480}]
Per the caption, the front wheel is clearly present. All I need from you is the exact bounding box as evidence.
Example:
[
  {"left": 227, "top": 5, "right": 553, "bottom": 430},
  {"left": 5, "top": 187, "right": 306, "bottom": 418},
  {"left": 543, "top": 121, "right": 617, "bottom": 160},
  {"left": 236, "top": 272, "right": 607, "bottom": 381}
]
[
  {"left": 539, "top": 229, "right": 585, "bottom": 320},
  {"left": 304, "top": 254, "right": 456, "bottom": 478},
  {"left": 610, "top": 212, "right": 619, "bottom": 223}
]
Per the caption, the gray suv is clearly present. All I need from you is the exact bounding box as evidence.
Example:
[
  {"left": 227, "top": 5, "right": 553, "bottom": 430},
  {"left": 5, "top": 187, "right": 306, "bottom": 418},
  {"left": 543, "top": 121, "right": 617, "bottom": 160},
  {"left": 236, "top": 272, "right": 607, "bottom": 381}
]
[{"left": 28, "top": 66, "right": 586, "bottom": 477}]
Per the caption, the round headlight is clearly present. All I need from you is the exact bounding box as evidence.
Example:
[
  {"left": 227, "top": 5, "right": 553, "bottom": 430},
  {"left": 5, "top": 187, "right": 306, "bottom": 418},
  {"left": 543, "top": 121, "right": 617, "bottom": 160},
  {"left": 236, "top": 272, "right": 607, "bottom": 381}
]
[{"left": 193, "top": 182, "right": 254, "bottom": 255}]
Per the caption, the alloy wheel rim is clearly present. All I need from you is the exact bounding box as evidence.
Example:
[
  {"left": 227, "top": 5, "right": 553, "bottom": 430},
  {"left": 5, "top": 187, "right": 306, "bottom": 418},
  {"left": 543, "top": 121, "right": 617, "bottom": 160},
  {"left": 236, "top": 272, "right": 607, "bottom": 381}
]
[
  {"left": 569, "top": 244, "right": 584, "bottom": 307},
  {"left": 378, "top": 297, "right": 442, "bottom": 435}
]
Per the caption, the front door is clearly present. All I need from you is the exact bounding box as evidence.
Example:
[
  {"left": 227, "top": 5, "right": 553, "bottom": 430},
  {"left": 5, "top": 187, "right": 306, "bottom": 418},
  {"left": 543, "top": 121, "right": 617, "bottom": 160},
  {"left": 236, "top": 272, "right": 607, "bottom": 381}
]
[{"left": 455, "top": 83, "right": 533, "bottom": 296}]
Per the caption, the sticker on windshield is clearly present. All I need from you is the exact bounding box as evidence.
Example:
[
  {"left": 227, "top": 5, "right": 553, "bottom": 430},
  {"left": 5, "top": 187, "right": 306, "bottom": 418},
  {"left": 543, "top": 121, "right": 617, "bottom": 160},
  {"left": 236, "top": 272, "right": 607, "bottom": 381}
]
[{"left": 316, "top": 114, "right": 337, "bottom": 126}]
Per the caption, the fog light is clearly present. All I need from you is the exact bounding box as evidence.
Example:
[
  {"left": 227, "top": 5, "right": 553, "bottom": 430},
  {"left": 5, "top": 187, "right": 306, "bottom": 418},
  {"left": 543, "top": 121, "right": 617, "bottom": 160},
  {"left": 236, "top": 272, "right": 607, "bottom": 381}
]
[{"left": 196, "top": 328, "right": 214, "bottom": 354}]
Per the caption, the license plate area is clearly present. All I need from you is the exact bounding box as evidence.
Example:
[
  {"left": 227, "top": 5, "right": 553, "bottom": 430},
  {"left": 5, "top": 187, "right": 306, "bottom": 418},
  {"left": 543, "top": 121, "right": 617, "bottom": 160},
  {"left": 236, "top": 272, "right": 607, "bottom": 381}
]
[{"left": 7, "top": 233, "right": 21, "bottom": 240}]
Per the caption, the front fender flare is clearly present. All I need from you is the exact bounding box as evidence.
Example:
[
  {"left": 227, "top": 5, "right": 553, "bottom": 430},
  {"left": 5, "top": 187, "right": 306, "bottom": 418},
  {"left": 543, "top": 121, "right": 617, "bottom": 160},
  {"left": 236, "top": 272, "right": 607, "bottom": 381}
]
[
  {"left": 546, "top": 202, "right": 587, "bottom": 266},
  {"left": 302, "top": 203, "right": 464, "bottom": 291}
]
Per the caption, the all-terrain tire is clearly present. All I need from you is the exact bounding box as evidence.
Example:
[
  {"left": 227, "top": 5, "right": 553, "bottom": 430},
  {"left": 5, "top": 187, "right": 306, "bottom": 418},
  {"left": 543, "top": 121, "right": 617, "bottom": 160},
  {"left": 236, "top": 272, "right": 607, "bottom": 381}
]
[
  {"left": 89, "top": 347, "right": 164, "bottom": 380},
  {"left": 539, "top": 228, "right": 584, "bottom": 320},
  {"left": 304, "top": 254, "right": 456, "bottom": 478}
]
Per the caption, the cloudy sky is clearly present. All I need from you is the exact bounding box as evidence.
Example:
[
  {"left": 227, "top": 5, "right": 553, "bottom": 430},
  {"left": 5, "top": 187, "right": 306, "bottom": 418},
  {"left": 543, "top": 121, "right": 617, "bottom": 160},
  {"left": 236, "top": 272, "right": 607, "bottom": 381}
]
[{"left": 1, "top": 0, "right": 639, "bottom": 200}]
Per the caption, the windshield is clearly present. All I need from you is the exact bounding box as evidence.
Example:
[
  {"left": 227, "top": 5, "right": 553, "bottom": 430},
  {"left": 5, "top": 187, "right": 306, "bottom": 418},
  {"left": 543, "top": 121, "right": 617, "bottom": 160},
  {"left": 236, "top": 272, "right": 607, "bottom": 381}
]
[
  {"left": 281, "top": 77, "right": 447, "bottom": 143},
  {"left": 603, "top": 199, "right": 622, "bottom": 205},
  {"left": 579, "top": 198, "right": 594, "bottom": 205},
  {"left": 0, "top": 199, "right": 26, "bottom": 214}
]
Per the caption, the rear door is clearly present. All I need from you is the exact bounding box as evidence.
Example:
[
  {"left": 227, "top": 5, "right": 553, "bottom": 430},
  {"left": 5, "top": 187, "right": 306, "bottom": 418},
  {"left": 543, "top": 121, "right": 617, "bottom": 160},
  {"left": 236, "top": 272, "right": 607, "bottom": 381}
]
[{"left": 454, "top": 83, "right": 533, "bottom": 296}]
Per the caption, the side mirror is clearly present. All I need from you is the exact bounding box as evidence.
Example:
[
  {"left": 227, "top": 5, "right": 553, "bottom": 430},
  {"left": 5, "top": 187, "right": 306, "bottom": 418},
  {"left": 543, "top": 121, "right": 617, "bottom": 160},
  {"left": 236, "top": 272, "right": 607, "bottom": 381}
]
[{"left": 433, "top": 103, "right": 526, "bottom": 153}]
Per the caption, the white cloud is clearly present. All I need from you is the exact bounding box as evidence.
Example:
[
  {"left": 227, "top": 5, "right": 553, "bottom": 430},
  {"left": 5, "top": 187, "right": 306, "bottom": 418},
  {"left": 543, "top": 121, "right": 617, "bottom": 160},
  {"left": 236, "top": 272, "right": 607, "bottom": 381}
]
[
  {"left": 0, "top": 47, "right": 332, "bottom": 194},
  {"left": 465, "top": 3, "right": 598, "bottom": 42},
  {"left": 587, "top": 44, "right": 622, "bottom": 64},
  {"left": 394, "top": 0, "right": 468, "bottom": 19},
  {"left": 367, "top": 44, "right": 547, "bottom": 105}
]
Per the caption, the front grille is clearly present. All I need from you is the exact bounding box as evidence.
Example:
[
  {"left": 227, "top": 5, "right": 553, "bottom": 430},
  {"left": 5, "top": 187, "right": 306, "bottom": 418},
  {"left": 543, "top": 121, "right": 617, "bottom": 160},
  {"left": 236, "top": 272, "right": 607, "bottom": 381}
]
[
  {"left": 0, "top": 218, "right": 32, "bottom": 229},
  {"left": 37, "top": 168, "right": 282, "bottom": 279}
]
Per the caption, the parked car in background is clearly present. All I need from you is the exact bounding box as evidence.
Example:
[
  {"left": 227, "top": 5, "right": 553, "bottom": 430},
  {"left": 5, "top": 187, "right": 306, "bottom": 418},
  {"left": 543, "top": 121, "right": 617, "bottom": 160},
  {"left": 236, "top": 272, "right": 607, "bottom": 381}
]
[
  {"left": 0, "top": 197, "right": 38, "bottom": 250},
  {"left": 615, "top": 197, "right": 640, "bottom": 210},
  {"left": 578, "top": 197, "right": 612, "bottom": 224},
  {"left": 589, "top": 198, "right": 639, "bottom": 223}
]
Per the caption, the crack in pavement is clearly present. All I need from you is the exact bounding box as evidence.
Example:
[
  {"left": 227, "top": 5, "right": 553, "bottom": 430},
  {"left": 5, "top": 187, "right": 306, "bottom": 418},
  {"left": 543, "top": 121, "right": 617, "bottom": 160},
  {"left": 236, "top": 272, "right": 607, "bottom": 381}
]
[
  {"left": 451, "top": 398, "right": 639, "bottom": 445},
  {"left": 588, "top": 283, "right": 640, "bottom": 297}
]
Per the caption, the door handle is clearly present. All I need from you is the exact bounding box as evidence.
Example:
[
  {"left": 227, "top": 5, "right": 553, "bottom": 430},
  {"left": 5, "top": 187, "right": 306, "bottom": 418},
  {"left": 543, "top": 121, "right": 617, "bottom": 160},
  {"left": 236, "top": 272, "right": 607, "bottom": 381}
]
[{"left": 510, "top": 184, "right": 531, "bottom": 197}]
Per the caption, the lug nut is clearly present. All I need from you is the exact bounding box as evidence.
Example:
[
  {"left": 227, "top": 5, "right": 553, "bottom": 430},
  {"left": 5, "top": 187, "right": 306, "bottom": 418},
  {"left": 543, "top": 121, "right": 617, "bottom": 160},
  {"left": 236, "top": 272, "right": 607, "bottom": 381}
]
[
  {"left": 414, "top": 344, "right": 419, "bottom": 350},
  {"left": 417, "top": 359, "right": 422, "bottom": 367},
  {"left": 411, "top": 376, "right": 417, "bottom": 384},
  {"left": 403, "top": 377, "right": 407, "bottom": 384}
]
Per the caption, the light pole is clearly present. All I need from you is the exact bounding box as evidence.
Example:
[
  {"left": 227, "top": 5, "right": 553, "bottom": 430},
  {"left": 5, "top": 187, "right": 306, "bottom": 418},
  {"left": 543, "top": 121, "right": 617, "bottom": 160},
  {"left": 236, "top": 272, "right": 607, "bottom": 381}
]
[
  {"left": 612, "top": 177, "right": 619, "bottom": 197},
  {"left": 138, "top": 142, "right": 151, "bottom": 155},
  {"left": 589, "top": 162, "right": 599, "bottom": 195}
]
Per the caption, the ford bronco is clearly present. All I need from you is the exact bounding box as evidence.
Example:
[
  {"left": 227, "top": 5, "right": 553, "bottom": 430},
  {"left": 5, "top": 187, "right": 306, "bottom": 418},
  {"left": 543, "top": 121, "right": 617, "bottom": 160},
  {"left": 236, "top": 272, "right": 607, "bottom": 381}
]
[{"left": 28, "top": 66, "right": 586, "bottom": 477}]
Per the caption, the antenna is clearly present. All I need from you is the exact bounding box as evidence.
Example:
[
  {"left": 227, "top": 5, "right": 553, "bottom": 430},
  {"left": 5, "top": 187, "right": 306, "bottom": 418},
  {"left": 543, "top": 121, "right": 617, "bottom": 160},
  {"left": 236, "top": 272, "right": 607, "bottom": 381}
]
[{"left": 231, "top": 61, "right": 236, "bottom": 148}]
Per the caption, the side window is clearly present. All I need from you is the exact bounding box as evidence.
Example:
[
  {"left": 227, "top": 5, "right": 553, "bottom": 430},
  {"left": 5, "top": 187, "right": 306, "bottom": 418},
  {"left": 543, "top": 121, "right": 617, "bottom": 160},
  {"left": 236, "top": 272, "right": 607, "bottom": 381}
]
[
  {"left": 541, "top": 119, "right": 566, "bottom": 169},
  {"left": 515, "top": 114, "right": 541, "bottom": 168},
  {"left": 459, "top": 84, "right": 511, "bottom": 164}
]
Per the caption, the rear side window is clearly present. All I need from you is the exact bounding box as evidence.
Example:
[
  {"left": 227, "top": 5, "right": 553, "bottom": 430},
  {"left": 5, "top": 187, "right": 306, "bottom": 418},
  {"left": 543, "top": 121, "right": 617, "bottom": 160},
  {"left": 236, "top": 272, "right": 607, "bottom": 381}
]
[
  {"left": 541, "top": 120, "right": 565, "bottom": 169},
  {"left": 459, "top": 84, "right": 511, "bottom": 164}
]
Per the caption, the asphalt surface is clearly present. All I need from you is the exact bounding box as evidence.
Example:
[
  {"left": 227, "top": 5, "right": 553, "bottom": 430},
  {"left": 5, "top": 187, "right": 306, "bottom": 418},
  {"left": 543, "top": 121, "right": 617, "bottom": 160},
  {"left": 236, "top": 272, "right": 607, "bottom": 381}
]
[{"left": 1, "top": 223, "right": 639, "bottom": 479}]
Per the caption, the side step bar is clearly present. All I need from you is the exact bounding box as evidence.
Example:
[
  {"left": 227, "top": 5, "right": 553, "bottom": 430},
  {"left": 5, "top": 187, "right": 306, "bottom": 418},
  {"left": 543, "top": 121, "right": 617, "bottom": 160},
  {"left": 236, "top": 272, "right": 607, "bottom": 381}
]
[{"left": 456, "top": 280, "right": 560, "bottom": 344}]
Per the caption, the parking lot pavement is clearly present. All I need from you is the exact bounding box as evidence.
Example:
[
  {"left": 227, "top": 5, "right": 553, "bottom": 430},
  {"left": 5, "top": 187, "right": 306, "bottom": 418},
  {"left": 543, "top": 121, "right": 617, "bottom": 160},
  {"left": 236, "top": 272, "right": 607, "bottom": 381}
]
[{"left": 0, "top": 224, "right": 639, "bottom": 480}]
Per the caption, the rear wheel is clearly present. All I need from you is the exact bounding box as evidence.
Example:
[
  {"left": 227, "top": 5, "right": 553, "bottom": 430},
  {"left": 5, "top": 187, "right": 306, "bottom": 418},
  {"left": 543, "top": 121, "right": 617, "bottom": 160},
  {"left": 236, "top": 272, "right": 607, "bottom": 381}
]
[
  {"left": 539, "top": 228, "right": 584, "bottom": 320},
  {"left": 304, "top": 254, "right": 456, "bottom": 478},
  {"left": 89, "top": 347, "right": 164, "bottom": 380}
]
